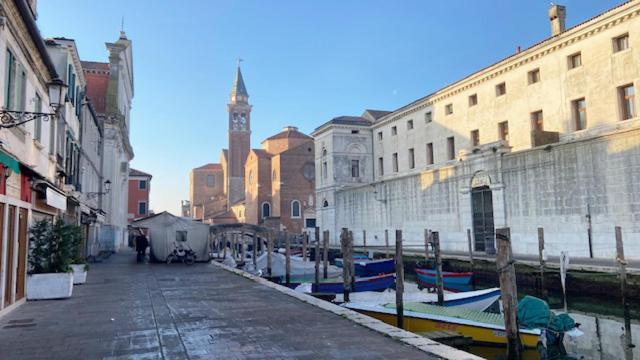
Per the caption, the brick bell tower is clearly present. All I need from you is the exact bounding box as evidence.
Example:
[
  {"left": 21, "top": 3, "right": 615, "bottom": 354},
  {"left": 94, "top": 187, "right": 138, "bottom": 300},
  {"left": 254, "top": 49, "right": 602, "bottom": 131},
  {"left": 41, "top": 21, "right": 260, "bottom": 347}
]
[{"left": 227, "top": 65, "right": 252, "bottom": 205}]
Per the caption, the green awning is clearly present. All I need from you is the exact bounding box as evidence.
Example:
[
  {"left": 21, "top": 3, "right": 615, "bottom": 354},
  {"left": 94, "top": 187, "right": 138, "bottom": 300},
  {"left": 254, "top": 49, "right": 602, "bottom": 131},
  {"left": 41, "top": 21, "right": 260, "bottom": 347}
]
[{"left": 0, "top": 149, "right": 20, "bottom": 174}]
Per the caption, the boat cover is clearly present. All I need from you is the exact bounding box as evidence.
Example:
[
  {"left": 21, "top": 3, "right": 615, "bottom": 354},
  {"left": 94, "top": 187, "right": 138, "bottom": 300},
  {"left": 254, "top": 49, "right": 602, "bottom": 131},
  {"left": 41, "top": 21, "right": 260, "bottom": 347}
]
[{"left": 517, "top": 295, "right": 575, "bottom": 332}]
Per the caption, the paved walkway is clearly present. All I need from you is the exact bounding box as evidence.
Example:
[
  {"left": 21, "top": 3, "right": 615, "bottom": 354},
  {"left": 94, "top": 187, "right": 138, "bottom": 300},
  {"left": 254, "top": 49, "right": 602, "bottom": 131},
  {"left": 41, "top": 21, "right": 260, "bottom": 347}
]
[{"left": 0, "top": 251, "right": 430, "bottom": 359}]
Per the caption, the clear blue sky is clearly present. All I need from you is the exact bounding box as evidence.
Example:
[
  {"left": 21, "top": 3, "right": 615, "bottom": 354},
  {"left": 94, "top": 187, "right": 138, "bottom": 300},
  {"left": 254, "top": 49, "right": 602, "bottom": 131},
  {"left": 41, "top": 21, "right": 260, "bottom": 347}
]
[{"left": 36, "top": 0, "right": 622, "bottom": 215}]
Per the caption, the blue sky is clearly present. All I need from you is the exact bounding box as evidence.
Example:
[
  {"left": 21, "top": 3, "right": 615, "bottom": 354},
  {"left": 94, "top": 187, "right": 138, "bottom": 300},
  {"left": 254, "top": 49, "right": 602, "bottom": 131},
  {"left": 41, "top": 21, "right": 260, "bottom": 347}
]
[{"left": 36, "top": 0, "right": 622, "bottom": 214}]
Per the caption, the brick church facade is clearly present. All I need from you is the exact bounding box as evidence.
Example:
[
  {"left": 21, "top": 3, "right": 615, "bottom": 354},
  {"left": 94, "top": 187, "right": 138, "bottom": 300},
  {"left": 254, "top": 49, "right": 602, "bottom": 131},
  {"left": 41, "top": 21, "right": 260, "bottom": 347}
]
[{"left": 189, "top": 67, "right": 316, "bottom": 233}]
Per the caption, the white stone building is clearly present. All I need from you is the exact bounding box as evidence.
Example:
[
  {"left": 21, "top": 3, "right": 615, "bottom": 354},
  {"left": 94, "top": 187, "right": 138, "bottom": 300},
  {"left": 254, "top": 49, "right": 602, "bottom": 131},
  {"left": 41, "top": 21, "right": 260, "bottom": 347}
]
[
  {"left": 83, "top": 32, "right": 134, "bottom": 253},
  {"left": 314, "top": 3, "right": 640, "bottom": 260}
]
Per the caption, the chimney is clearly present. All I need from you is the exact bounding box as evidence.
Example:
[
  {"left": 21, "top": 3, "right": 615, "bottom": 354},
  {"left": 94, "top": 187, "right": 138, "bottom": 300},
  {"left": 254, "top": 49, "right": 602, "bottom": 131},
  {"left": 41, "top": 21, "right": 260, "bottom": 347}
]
[{"left": 549, "top": 4, "right": 566, "bottom": 36}]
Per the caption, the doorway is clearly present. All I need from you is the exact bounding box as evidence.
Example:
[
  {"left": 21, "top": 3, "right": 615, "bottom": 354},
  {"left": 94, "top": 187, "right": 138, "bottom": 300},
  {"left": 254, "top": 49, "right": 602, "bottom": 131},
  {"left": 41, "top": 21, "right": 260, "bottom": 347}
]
[{"left": 471, "top": 186, "right": 495, "bottom": 253}]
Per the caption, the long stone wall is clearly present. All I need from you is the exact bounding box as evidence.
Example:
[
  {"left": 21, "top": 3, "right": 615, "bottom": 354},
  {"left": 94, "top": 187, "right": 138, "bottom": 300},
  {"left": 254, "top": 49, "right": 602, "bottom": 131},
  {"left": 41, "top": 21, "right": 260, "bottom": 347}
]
[{"left": 330, "top": 125, "right": 640, "bottom": 259}]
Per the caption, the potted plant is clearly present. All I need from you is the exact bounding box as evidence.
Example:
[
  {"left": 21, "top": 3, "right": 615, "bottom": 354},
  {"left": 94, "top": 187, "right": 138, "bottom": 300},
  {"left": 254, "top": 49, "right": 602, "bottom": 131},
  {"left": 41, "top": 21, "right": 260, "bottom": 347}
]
[
  {"left": 26, "top": 219, "right": 77, "bottom": 300},
  {"left": 69, "top": 225, "right": 88, "bottom": 285}
]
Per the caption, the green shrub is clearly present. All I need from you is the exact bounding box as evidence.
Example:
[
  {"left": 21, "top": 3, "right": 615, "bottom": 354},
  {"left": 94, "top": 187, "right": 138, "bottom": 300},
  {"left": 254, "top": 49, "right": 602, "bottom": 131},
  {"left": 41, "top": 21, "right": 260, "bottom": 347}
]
[{"left": 29, "top": 219, "right": 83, "bottom": 274}]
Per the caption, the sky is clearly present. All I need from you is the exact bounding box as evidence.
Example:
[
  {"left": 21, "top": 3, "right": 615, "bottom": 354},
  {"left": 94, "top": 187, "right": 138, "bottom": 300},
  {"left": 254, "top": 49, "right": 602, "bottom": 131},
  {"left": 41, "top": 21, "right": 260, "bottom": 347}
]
[{"left": 35, "top": 0, "right": 623, "bottom": 215}]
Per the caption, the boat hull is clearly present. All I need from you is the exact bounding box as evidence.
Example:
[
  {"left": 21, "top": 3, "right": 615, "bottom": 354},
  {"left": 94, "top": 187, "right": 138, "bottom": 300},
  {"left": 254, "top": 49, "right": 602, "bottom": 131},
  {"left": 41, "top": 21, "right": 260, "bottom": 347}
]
[
  {"left": 287, "top": 273, "right": 396, "bottom": 294},
  {"left": 336, "top": 258, "right": 396, "bottom": 277},
  {"left": 416, "top": 268, "right": 472, "bottom": 286},
  {"left": 356, "top": 309, "right": 539, "bottom": 348}
]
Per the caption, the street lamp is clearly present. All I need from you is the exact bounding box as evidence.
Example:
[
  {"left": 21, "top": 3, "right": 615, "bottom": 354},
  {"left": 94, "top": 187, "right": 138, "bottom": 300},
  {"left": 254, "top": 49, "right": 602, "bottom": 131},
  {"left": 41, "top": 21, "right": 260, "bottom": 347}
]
[
  {"left": 86, "top": 179, "right": 112, "bottom": 199},
  {"left": 47, "top": 78, "right": 67, "bottom": 111},
  {"left": 0, "top": 77, "right": 67, "bottom": 129}
]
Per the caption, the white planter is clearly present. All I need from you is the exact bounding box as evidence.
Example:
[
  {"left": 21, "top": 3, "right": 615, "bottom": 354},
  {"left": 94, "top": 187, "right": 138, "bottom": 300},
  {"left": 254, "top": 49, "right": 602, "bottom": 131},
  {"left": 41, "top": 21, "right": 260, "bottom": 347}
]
[
  {"left": 26, "top": 273, "right": 73, "bottom": 300},
  {"left": 70, "top": 264, "right": 88, "bottom": 284}
]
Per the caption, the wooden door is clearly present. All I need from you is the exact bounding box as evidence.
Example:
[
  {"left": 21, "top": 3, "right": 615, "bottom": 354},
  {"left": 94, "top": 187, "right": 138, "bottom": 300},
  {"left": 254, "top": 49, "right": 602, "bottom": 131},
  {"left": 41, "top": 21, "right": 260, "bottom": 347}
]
[
  {"left": 471, "top": 186, "right": 495, "bottom": 254},
  {"left": 15, "top": 208, "right": 27, "bottom": 300},
  {"left": 4, "top": 205, "right": 15, "bottom": 305}
]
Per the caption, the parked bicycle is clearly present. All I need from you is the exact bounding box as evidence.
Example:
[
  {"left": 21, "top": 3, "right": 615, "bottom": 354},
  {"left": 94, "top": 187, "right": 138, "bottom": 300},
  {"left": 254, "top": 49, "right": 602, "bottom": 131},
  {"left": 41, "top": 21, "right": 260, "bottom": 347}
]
[{"left": 166, "top": 242, "right": 196, "bottom": 265}]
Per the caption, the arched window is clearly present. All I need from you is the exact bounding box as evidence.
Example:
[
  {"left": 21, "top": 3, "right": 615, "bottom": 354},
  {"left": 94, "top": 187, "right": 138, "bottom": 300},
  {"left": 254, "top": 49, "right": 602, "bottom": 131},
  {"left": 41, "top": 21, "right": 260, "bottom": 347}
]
[
  {"left": 323, "top": 200, "right": 329, "bottom": 208},
  {"left": 321, "top": 148, "right": 328, "bottom": 180},
  {"left": 272, "top": 170, "right": 277, "bottom": 181},
  {"left": 291, "top": 200, "right": 301, "bottom": 218},
  {"left": 261, "top": 202, "right": 271, "bottom": 219}
]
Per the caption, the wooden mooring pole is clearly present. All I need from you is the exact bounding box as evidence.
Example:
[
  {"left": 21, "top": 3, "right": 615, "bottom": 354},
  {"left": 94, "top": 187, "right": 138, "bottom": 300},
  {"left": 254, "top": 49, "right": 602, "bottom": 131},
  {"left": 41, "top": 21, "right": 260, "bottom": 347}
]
[
  {"left": 616, "top": 226, "right": 634, "bottom": 357},
  {"left": 424, "top": 229, "right": 430, "bottom": 261},
  {"left": 314, "top": 237, "right": 320, "bottom": 293},
  {"left": 340, "top": 228, "right": 350, "bottom": 302},
  {"left": 496, "top": 227, "right": 521, "bottom": 360},
  {"left": 267, "top": 232, "right": 273, "bottom": 277},
  {"left": 252, "top": 232, "right": 257, "bottom": 269},
  {"left": 285, "top": 232, "right": 291, "bottom": 286},
  {"left": 348, "top": 231, "right": 355, "bottom": 290},
  {"left": 467, "top": 229, "right": 475, "bottom": 288},
  {"left": 363, "top": 230, "right": 367, "bottom": 251},
  {"left": 240, "top": 232, "right": 246, "bottom": 262},
  {"left": 395, "top": 229, "right": 404, "bottom": 329},
  {"left": 537, "top": 227, "right": 547, "bottom": 299},
  {"left": 222, "top": 233, "right": 227, "bottom": 260},
  {"left": 432, "top": 231, "right": 444, "bottom": 306},
  {"left": 302, "top": 232, "right": 308, "bottom": 262},
  {"left": 323, "top": 230, "right": 329, "bottom": 279},
  {"left": 385, "top": 229, "right": 390, "bottom": 258}
]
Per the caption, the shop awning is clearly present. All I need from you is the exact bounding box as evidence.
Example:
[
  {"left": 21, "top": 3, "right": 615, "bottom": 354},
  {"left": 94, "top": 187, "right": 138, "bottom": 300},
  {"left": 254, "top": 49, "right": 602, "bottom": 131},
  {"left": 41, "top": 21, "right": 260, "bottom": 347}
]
[
  {"left": 46, "top": 187, "right": 67, "bottom": 211},
  {"left": 0, "top": 149, "right": 20, "bottom": 174}
]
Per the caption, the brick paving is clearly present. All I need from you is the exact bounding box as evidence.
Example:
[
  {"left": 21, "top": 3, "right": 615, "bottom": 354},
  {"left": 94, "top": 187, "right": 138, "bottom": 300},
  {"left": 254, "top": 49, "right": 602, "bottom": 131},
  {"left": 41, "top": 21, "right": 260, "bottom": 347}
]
[{"left": 0, "top": 251, "right": 431, "bottom": 359}]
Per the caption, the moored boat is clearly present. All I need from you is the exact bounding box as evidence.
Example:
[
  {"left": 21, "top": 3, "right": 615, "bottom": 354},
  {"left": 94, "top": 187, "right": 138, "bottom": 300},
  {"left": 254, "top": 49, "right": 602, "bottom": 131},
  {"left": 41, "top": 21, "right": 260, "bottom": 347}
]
[
  {"left": 334, "top": 287, "right": 501, "bottom": 312},
  {"left": 345, "top": 301, "right": 542, "bottom": 347},
  {"left": 335, "top": 257, "right": 395, "bottom": 276},
  {"left": 288, "top": 273, "right": 396, "bottom": 294},
  {"left": 415, "top": 268, "right": 473, "bottom": 289}
]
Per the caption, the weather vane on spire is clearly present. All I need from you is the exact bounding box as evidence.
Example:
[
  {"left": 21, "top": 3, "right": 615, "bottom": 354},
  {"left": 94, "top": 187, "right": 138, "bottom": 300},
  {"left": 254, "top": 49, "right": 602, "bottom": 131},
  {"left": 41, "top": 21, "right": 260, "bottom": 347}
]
[{"left": 237, "top": 58, "right": 244, "bottom": 67}]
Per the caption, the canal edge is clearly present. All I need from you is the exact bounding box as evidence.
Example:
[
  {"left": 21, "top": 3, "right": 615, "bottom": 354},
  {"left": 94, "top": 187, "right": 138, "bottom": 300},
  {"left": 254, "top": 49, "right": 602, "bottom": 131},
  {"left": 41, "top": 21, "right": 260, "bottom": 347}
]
[{"left": 210, "top": 261, "right": 483, "bottom": 360}]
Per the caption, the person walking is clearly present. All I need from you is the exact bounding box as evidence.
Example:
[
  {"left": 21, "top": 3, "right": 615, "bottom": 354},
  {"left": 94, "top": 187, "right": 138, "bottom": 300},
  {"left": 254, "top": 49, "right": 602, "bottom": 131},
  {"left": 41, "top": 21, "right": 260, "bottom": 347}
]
[{"left": 135, "top": 231, "right": 149, "bottom": 263}]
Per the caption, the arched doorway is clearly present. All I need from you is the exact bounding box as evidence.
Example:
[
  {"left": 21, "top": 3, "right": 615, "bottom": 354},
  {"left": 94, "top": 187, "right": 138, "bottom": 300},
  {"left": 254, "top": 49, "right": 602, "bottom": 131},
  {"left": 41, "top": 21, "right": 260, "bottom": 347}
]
[{"left": 470, "top": 172, "right": 495, "bottom": 253}]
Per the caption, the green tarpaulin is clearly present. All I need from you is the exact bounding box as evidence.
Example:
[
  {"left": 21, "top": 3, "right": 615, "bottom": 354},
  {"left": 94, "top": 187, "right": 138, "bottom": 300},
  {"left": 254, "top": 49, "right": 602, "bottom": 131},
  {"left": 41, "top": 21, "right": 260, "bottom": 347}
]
[{"left": 0, "top": 149, "right": 20, "bottom": 174}]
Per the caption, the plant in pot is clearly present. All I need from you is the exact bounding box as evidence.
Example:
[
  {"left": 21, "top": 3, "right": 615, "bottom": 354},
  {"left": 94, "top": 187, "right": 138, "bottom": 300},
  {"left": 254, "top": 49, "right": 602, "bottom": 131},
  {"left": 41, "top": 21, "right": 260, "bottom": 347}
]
[
  {"left": 68, "top": 225, "right": 88, "bottom": 285},
  {"left": 27, "top": 219, "right": 78, "bottom": 300}
]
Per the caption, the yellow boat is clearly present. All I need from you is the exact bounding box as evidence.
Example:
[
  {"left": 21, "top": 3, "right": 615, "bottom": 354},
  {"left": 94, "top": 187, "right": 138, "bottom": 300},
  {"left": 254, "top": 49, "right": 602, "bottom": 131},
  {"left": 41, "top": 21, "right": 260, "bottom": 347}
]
[{"left": 345, "top": 302, "right": 541, "bottom": 348}]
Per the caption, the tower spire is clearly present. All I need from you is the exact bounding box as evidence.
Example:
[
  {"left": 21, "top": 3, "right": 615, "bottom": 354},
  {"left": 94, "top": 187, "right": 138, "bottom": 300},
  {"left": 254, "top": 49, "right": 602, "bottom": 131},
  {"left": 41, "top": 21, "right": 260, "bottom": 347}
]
[{"left": 230, "top": 60, "right": 249, "bottom": 101}]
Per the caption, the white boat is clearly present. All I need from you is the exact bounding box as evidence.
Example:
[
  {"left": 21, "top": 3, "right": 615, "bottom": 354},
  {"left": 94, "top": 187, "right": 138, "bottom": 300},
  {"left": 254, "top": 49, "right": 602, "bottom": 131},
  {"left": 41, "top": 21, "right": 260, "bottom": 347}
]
[
  {"left": 335, "top": 286, "right": 501, "bottom": 312},
  {"left": 247, "top": 252, "right": 342, "bottom": 280}
]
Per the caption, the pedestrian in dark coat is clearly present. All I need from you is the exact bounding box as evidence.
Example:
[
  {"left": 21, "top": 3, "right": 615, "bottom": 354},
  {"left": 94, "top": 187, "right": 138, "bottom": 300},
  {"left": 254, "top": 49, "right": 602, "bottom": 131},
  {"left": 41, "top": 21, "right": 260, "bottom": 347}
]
[{"left": 135, "top": 231, "right": 149, "bottom": 263}]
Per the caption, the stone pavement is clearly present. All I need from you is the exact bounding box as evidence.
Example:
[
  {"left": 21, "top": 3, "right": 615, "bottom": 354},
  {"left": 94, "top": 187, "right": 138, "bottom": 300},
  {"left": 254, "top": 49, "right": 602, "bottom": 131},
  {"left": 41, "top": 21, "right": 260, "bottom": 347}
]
[{"left": 0, "top": 251, "right": 433, "bottom": 359}]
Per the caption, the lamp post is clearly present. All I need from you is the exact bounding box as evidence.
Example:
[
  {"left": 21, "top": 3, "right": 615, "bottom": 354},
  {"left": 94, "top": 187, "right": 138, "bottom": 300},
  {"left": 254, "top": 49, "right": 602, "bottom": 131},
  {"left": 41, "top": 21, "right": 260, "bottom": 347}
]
[
  {"left": 86, "top": 179, "right": 112, "bottom": 199},
  {"left": 0, "top": 77, "right": 67, "bottom": 129}
]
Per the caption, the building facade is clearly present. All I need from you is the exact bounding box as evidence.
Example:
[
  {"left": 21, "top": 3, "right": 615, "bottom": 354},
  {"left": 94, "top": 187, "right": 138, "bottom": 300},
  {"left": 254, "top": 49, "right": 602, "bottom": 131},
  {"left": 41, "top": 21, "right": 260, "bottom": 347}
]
[
  {"left": 314, "top": 3, "right": 640, "bottom": 260},
  {"left": 78, "top": 100, "right": 105, "bottom": 258},
  {"left": 127, "top": 168, "right": 151, "bottom": 221},
  {"left": 188, "top": 163, "right": 224, "bottom": 221},
  {"left": 83, "top": 31, "right": 134, "bottom": 252}
]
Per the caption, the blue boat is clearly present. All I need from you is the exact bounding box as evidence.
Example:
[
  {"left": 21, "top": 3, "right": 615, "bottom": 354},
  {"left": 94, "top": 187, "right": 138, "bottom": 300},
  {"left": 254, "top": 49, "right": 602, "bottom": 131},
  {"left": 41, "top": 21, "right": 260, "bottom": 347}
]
[
  {"left": 335, "top": 258, "right": 395, "bottom": 277},
  {"left": 286, "top": 273, "right": 396, "bottom": 294},
  {"left": 415, "top": 268, "right": 473, "bottom": 291}
]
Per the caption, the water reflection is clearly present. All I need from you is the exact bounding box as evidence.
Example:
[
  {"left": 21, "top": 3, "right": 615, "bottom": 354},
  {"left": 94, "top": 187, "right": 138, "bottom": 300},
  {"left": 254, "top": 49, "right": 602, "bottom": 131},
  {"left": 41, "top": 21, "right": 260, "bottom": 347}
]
[{"left": 564, "top": 312, "right": 638, "bottom": 360}]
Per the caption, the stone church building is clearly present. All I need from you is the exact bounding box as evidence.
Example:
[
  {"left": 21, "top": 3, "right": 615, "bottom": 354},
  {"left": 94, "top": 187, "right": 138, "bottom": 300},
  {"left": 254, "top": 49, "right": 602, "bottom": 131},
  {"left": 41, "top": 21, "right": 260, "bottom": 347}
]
[
  {"left": 314, "top": 2, "right": 640, "bottom": 260},
  {"left": 190, "top": 67, "right": 316, "bottom": 233}
]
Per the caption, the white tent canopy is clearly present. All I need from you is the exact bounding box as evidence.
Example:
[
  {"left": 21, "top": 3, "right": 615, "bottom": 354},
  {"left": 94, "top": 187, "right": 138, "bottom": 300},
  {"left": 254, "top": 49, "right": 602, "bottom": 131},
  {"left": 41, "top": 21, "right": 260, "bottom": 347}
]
[{"left": 132, "top": 212, "right": 210, "bottom": 262}]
